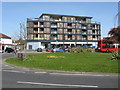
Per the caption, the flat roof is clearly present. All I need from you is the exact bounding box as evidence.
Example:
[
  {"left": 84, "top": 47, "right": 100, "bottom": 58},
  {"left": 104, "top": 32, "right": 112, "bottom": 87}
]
[{"left": 40, "top": 13, "right": 93, "bottom": 19}]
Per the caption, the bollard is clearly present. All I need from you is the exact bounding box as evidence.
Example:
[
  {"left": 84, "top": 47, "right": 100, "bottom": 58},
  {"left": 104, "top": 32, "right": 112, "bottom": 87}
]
[{"left": 18, "top": 53, "right": 23, "bottom": 60}]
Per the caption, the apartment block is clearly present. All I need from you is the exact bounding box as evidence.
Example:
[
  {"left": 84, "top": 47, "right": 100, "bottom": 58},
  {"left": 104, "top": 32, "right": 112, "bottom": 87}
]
[{"left": 27, "top": 13, "right": 101, "bottom": 49}]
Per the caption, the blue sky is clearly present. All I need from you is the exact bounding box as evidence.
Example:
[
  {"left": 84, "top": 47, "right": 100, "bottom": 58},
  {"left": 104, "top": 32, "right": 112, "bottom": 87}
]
[{"left": 2, "top": 2, "right": 118, "bottom": 38}]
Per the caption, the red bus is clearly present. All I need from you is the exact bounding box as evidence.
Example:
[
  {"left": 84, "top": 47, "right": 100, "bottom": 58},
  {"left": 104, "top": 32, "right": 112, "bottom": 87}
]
[{"left": 97, "top": 40, "right": 120, "bottom": 52}]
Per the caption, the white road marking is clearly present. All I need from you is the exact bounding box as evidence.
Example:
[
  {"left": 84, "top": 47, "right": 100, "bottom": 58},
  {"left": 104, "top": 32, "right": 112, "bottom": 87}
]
[
  {"left": 2, "top": 67, "right": 15, "bottom": 69},
  {"left": 35, "top": 72, "right": 47, "bottom": 74},
  {"left": 2, "top": 70, "right": 25, "bottom": 73},
  {"left": 17, "top": 81, "right": 98, "bottom": 88},
  {"left": 2, "top": 63, "right": 15, "bottom": 68},
  {"left": 4, "top": 65, "right": 9, "bottom": 66},
  {"left": 49, "top": 73, "right": 110, "bottom": 76}
]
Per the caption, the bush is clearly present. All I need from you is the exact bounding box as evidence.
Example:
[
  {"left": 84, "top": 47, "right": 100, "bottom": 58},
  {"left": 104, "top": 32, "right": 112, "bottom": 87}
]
[
  {"left": 23, "top": 55, "right": 31, "bottom": 62},
  {"left": 111, "top": 50, "right": 120, "bottom": 60},
  {"left": 68, "top": 47, "right": 93, "bottom": 53},
  {"left": 47, "top": 55, "right": 65, "bottom": 59},
  {"left": 118, "top": 49, "right": 120, "bottom": 57},
  {"left": 86, "top": 48, "right": 92, "bottom": 52}
]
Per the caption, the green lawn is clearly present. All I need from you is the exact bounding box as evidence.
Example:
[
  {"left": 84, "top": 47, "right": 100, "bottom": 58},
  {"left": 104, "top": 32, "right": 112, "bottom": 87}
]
[{"left": 5, "top": 52, "right": 119, "bottom": 73}]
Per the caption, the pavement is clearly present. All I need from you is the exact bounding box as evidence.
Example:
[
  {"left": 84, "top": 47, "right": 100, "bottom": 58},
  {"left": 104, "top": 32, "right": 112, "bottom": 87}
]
[
  {"left": 17, "top": 50, "right": 47, "bottom": 53},
  {"left": 1, "top": 52, "right": 119, "bottom": 88}
]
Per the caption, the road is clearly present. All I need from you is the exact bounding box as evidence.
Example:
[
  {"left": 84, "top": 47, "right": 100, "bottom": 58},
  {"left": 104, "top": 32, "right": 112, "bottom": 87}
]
[{"left": 1, "top": 53, "right": 119, "bottom": 88}]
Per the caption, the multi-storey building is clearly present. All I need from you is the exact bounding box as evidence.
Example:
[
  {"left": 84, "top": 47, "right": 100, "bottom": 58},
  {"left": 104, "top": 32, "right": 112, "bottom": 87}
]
[{"left": 27, "top": 13, "right": 101, "bottom": 49}]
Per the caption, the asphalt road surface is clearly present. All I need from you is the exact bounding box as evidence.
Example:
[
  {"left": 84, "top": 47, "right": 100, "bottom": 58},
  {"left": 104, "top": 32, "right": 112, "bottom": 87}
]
[{"left": 1, "top": 53, "right": 119, "bottom": 88}]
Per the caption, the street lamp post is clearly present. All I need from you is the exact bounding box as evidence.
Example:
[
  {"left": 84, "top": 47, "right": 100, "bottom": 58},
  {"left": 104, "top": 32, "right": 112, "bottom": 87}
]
[{"left": 56, "top": 41, "right": 58, "bottom": 48}]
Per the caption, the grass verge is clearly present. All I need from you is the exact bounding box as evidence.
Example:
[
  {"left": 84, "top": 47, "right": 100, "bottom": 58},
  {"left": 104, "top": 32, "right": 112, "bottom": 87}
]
[{"left": 5, "top": 52, "right": 119, "bottom": 73}]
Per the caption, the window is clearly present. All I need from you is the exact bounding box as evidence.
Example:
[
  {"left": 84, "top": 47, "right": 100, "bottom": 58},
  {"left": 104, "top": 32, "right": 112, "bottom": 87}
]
[
  {"left": 118, "top": 45, "right": 120, "bottom": 48},
  {"left": 40, "top": 22, "right": 44, "bottom": 25},
  {"left": 92, "top": 35, "right": 95, "bottom": 38},
  {"left": 29, "top": 45, "right": 32, "bottom": 49},
  {"left": 34, "top": 22, "right": 38, "bottom": 25},
  {"left": 68, "top": 29, "right": 72, "bottom": 32},
  {"left": 36, "top": 34, "right": 38, "bottom": 38},
  {"left": 93, "top": 30, "right": 95, "bottom": 33},
  {"left": 34, "top": 28, "right": 38, "bottom": 33},
  {"left": 67, "top": 23, "right": 72, "bottom": 27},
  {"left": 40, "top": 28, "right": 44, "bottom": 31}
]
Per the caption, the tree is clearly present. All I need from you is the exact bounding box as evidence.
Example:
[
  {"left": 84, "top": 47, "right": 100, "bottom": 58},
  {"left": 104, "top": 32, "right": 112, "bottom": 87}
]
[
  {"left": 108, "top": 26, "right": 120, "bottom": 44},
  {"left": 12, "top": 22, "right": 27, "bottom": 50},
  {"left": 108, "top": 26, "right": 120, "bottom": 59}
]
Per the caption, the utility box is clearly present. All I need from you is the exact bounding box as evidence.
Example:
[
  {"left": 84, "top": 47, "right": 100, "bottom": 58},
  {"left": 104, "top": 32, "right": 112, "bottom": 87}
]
[{"left": 18, "top": 53, "right": 23, "bottom": 60}]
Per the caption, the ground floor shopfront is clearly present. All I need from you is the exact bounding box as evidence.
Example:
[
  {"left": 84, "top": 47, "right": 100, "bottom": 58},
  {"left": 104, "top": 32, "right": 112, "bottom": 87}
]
[{"left": 27, "top": 41, "right": 98, "bottom": 50}]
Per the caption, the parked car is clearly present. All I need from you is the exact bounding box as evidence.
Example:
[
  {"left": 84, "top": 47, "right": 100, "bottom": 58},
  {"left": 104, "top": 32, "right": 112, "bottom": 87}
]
[
  {"left": 37, "top": 48, "right": 42, "bottom": 52},
  {"left": 5, "top": 48, "right": 15, "bottom": 53},
  {"left": 59, "top": 48, "right": 69, "bottom": 52},
  {"left": 59, "top": 48, "right": 65, "bottom": 51},
  {"left": 46, "top": 48, "right": 53, "bottom": 52},
  {"left": 52, "top": 48, "right": 65, "bottom": 53}
]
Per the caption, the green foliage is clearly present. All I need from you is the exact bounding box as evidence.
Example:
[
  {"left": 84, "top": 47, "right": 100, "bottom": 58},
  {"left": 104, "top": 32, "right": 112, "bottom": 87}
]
[
  {"left": 23, "top": 55, "right": 31, "bottom": 62},
  {"left": 86, "top": 48, "right": 93, "bottom": 52},
  {"left": 111, "top": 50, "right": 120, "bottom": 60},
  {"left": 47, "top": 55, "right": 65, "bottom": 59},
  {"left": 68, "top": 48, "right": 93, "bottom": 53},
  {"left": 118, "top": 49, "right": 120, "bottom": 56}
]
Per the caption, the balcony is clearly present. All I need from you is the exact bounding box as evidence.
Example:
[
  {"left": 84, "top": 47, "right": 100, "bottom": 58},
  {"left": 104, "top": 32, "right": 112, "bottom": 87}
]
[
  {"left": 51, "top": 25, "right": 57, "bottom": 28},
  {"left": 92, "top": 33, "right": 97, "bottom": 35},
  {"left": 34, "top": 31, "right": 38, "bottom": 33},
  {"left": 40, "top": 25, "right": 44, "bottom": 27},
  {"left": 27, "top": 18, "right": 100, "bottom": 25},
  {"left": 82, "top": 38, "right": 87, "bottom": 40},
  {"left": 67, "top": 26, "right": 72, "bottom": 28},
  {"left": 82, "top": 27, "right": 87, "bottom": 29},
  {"left": 82, "top": 32, "right": 87, "bottom": 35},
  {"left": 92, "top": 38, "right": 97, "bottom": 40},
  {"left": 51, "top": 31, "right": 57, "bottom": 34},
  {"left": 34, "top": 25, "right": 38, "bottom": 27},
  {"left": 67, "top": 38, "right": 72, "bottom": 40},
  {"left": 67, "top": 32, "right": 72, "bottom": 34},
  {"left": 39, "top": 31, "right": 44, "bottom": 33},
  {"left": 51, "top": 37, "right": 58, "bottom": 40}
]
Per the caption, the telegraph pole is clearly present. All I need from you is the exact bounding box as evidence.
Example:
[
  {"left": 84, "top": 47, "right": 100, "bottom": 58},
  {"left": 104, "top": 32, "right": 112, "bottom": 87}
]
[
  {"left": 118, "top": 1, "right": 120, "bottom": 26},
  {"left": 19, "top": 23, "right": 23, "bottom": 50}
]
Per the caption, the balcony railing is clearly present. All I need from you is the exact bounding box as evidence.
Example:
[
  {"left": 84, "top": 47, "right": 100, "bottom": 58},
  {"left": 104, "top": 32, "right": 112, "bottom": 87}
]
[
  {"left": 82, "top": 27, "right": 87, "bottom": 29},
  {"left": 82, "top": 38, "right": 87, "bottom": 40},
  {"left": 27, "top": 18, "right": 100, "bottom": 24},
  {"left": 51, "top": 38, "right": 57, "bottom": 40},
  {"left": 92, "top": 38, "right": 98, "bottom": 40},
  {"left": 51, "top": 31, "right": 57, "bottom": 34},
  {"left": 68, "top": 32, "right": 72, "bottom": 34},
  {"left": 82, "top": 32, "right": 87, "bottom": 34},
  {"left": 34, "top": 25, "right": 38, "bottom": 27},
  {"left": 40, "top": 25, "right": 44, "bottom": 27},
  {"left": 92, "top": 33, "right": 97, "bottom": 34},
  {"left": 51, "top": 25, "right": 57, "bottom": 28}
]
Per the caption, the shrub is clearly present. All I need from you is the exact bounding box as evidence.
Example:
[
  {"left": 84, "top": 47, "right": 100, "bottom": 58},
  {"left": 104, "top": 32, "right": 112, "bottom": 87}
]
[
  {"left": 111, "top": 51, "right": 120, "bottom": 60},
  {"left": 118, "top": 49, "right": 120, "bottom": 57},
  {"left": 47, "top": 55, "right": 65, "bottom": 59},
  {"left": 23, "top": 55, "right": 31, "bottom": 62},
  {"left": 68, "top": 47, "right": 93, "bottom": 53},
  {"left": 86, "top": 48, "right": 92, "bottom": 52}
]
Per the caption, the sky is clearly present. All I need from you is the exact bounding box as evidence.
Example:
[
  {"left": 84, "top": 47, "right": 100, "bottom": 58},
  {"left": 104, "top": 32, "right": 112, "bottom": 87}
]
[{"left": 1, "top": 2, "right": 119, "bottom": 39}]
